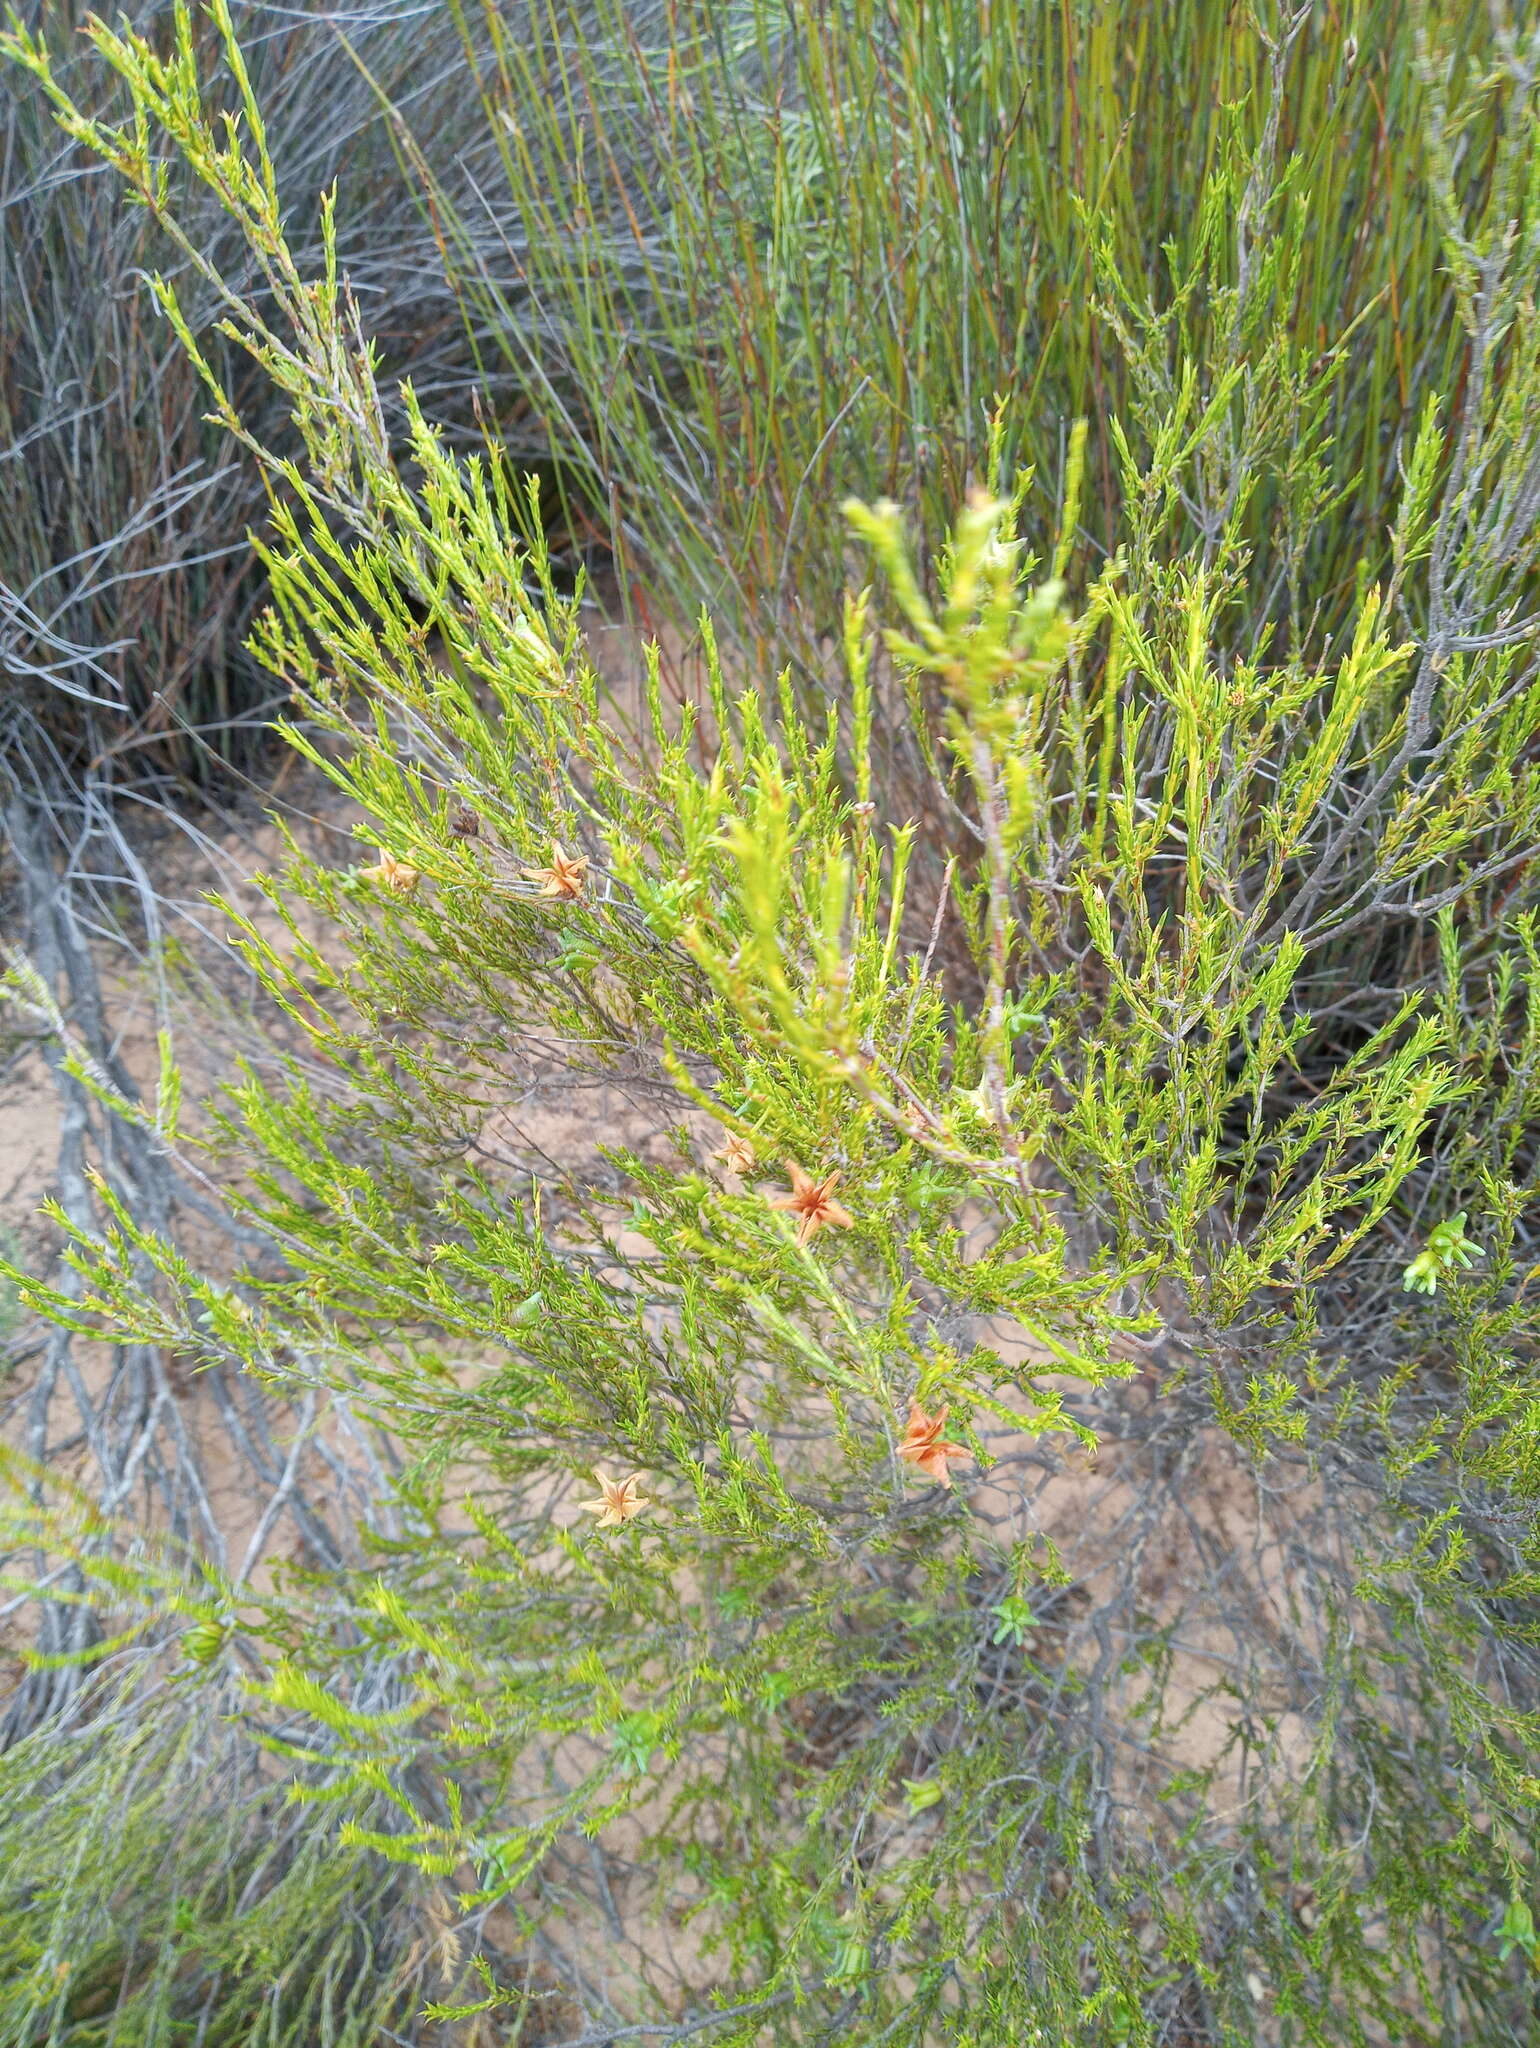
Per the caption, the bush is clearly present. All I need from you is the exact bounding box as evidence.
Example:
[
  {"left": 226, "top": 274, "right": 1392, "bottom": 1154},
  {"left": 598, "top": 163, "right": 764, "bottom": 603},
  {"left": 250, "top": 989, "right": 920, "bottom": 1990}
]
[
  {"left": 0, "top": 785, "right": 494, "bottom": 2044},
  {"left": 1, "top": 0, "right": 529, "bottom": 793},
  {"left": 406, "top": 0, "right": 1540, "bottom": 1059},
  {"left": 0, "top": 1658, "right": 501, "bottom": 2045},
  {"left": 4, "top": 4, "right": 1540, "bottom": 2044},
  {"left": 411, "top": 0, "right": 1537, "bottom": 682}
]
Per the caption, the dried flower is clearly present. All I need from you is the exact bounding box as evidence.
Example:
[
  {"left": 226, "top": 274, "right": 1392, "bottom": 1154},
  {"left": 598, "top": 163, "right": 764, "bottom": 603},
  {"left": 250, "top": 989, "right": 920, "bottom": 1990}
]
[
  {"left": 768, "top": 1163, "right": 854, "bottom": 1246},
  {"left": 578, "top": 1468, "right": 651, "bottom": 1528},
  {"left": 712, "top": 1133, "right": 757, "bottom": 1176},
  {"left": 522, "top": 840, "right": 588, "bottom": 899},
  {"left": 897, "top": 1402, "right": 972, "bottom": 1486},
  {"left": 358, "top": 851, "right": 421, "bottom": 893}
]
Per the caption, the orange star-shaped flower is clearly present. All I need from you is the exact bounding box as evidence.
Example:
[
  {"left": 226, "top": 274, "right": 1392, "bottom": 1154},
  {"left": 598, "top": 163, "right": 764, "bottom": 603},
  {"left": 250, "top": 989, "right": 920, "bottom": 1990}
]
[
  {"left": 768, "top": 1164, "right": 854, "bottom": 1247},
  {"left": 358, "top": 850, "right": 421, "bottom": 893},
  {"left": 522, "top": 841, "right": 588, "bottom": 899},
  {"left": 712, "top": 1133, "right": 757, "bottom": 1176},
  {"left": 577, "top": 1468, "right": 651, "bottom": 1528},
  {"left": 897, "top": 1402, "right": 972, "bottom": 1486}
]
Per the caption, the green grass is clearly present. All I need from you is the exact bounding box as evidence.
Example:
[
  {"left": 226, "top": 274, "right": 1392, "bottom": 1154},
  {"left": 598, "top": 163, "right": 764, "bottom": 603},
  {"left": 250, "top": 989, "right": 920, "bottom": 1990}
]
[{"left": 412, "top": 0, "right": 1529, "bottom": 686}]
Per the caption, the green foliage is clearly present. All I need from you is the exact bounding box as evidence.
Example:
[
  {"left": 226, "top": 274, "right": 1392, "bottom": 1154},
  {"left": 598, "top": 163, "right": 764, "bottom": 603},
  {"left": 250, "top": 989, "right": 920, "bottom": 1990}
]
[
  {"left": 0, "top": 1656, "right": 484, "bottom": 2047},
  {"left": 4, "top": 2, "right": 1540, "bottom": 2044},
  {"left": 1403, "top": 1211, "right": 1486, "bottom": 1296},
  {"left": 0, "top": 0, "right": 533, "bottom": 786},
  {"left": 403, "top": 0, "right": 1538, "bottom": 692},
  {"left": 0, "top": 1228, "right": 24, "bottom": 1362}
]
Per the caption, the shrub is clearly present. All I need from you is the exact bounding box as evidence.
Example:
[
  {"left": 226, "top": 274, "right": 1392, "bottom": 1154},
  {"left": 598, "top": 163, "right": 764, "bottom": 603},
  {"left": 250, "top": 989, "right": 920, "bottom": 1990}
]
[
  {"left": 0, "top": 1657, "right": 504, "bottom": 2046},
  {"left": 403, "top": 0, "right": 1540, "bottom": 1070},
  {"left": 409, "top": 0, "right": 1538, "bottom": 686},
  {"left": 1, "top": 0, "right": 531, "bottom": 792},
  {"left": 0, "top": 785, "right": 497, "bottom": 2044},
  {"left": 4, "top": 4, "right": 1540, "bottom": 2045}
]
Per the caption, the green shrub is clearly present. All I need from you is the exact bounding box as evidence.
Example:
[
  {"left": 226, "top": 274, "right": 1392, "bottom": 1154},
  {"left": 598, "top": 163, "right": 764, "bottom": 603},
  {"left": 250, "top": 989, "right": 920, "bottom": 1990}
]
[
  {"left": 410, "top": 0, "right": 1537, "bottom": 685},
  {"left": 4, "top": 4, "right": 1540, "bottom": 2044},
  {"left": 0, "top": 1654, "right": 510, "bottom": 2045},
  {"left": 404, "top": 0, "right": 1540, "bottom": 1071},
  {"left": 1, "top": 0, "right": 531, "bottom": 790}
]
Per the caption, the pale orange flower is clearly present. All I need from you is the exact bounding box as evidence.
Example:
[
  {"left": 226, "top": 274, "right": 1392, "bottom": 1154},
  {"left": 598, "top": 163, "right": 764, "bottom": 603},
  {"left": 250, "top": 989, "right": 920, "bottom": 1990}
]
[
  {"left": 768, "top": 1164, "right": 854, "bottom": 1247},
  {"left": 712, "top": 1133, "right": 757, "bottom": 1176},
  {"left": 358, "top": 850, "right": 421, "bottom": 893},
  {"left": 522, "top": 841, "right": 588, "bottom": 899},
  {"left": 897, "top": 1402, "right": 972, "bottom": 1486},
  {"left": 577, "top": 1468, "right": 651, "bottom": 1528}
]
